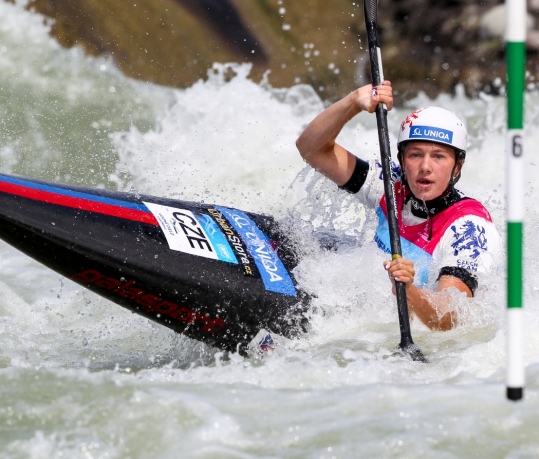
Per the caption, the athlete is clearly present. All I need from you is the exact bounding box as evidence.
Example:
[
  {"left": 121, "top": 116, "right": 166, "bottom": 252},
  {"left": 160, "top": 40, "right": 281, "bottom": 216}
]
[{"left": 295, "top": 81, "right": 501, "bottom": 331}]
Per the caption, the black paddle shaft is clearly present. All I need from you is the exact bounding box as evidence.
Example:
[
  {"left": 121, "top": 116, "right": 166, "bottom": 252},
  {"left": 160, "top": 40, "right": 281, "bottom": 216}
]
[{"left": 364, "top": 0, "right": 426, "bottom": 362}]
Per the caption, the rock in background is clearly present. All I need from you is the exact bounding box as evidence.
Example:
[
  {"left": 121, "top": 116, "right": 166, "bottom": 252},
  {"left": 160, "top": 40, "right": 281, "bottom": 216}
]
[{"left": 25, "top": 0, "right": 539, "bottom": 103}]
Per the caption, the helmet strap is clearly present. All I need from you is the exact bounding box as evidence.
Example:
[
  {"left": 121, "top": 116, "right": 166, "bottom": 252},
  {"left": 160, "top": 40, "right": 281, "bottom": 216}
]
[{"left": 450, "top": 153, "right": 465, "bottom": 187}]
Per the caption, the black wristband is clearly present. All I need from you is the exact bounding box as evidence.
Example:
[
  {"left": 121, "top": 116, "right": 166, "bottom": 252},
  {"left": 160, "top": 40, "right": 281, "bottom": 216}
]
[
  {"left": 437, "top": 266, "right": 478, "bottom": 296},
  {"left": 338, "top": 156, "right": 370, "bottom": 194}
]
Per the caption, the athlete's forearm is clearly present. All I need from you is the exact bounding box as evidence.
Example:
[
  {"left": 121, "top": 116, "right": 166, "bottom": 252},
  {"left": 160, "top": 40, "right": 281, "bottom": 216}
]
[
  {"left": 296, "top": 82, "right": 392, "bottom": 186},
  {"left": 386, "top": 258, "right": 458, "bottom": 331},
  {"left": 296, "top": 90, "right": 362, "bottom": 163},
  {"left": 406, "top": 284, "right": 454, "bottom": 331}
]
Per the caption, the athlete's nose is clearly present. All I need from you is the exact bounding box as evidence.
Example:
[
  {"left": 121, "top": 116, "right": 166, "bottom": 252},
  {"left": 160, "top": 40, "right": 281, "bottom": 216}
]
[{"left": 419, "top": 155, "right": 432, "bottom": 173}]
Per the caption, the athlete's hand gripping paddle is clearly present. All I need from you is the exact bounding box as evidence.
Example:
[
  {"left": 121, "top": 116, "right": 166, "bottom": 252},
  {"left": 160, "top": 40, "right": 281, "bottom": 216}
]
[{"left": 363, "top": 0, "right": 426, "bottom": 362}]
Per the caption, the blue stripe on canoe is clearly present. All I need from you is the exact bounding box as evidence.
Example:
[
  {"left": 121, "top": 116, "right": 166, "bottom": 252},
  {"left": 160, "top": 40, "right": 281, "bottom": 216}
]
[{"left": 0, "top": 175, "right": 149, "bottom": 212}]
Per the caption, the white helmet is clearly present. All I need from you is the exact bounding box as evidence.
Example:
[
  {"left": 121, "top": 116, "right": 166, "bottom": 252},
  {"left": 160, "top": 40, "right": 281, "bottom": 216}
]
[{"left": 397, "top": 107, "right": 467, "bottom": 155}]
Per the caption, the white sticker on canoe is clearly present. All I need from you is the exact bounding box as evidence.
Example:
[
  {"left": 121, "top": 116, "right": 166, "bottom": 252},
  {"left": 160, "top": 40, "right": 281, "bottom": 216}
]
[{"left": 143, "top": 202, "right": 224, "bottom": 261}]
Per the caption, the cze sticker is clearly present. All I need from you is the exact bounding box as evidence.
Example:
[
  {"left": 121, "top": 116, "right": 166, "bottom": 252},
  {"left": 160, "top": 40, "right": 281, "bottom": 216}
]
[{"left": 143, "top": 202, "right": 237, "bottom": 263}]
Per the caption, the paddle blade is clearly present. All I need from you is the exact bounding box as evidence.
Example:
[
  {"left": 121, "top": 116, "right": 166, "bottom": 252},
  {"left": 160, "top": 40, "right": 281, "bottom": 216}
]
[{"left": 401, "top": 343, "right": 428, "bottom": 363}]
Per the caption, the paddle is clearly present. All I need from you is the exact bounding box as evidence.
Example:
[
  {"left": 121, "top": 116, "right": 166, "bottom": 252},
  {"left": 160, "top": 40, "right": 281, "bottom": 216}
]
[{"left": 363, "top": 0, "right": 426, "bottom": 362}]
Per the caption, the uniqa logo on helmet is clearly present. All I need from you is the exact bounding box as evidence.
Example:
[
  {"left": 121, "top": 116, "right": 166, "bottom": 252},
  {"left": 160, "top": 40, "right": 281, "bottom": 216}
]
[
  {"left": 409, "top": 126, "right": 454, "bottom": 143},
  {"left": 397, "top": 107, "right": 467, "bottom": 153}
]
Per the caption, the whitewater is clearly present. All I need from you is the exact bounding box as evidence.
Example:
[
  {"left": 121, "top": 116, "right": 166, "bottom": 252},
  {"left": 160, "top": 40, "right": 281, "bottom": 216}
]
[{"left": 1, "top": 1, "right": 539, "bottom": 457}]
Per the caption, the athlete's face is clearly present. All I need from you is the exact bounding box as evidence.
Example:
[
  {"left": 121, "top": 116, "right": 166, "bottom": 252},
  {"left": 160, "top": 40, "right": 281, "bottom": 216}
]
[{"left": 402, "top": 141, "right": 460, "bottom": 201}]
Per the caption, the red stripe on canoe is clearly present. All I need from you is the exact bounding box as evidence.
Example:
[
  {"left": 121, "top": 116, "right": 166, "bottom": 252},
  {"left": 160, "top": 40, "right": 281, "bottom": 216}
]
[{"left": 0, "top": 180, "right": 159, "bottom": 226}]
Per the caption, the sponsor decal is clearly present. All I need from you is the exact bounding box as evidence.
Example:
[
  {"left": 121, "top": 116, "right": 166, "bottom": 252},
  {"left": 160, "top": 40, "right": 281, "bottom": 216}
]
[
  {"left": 72, "top": 269, "right": 225, "bottom": 332},
  {"left": 450, "top": 220, "right": 488, "bottom": 270},
  {"left": 207, "top": 207, "right": 258, "bottom": 277},
  {"left": 197, "top": 213, "right": 238, "bottom": 263},
  {"left": 216, "top": 206, "right": 297, "bottom": 296},
  {"left": 409, "top": 125, "right": 453, "bottom": 143},
  {"left": 143, "top": 202, "right": 237, "bottom": 263}
]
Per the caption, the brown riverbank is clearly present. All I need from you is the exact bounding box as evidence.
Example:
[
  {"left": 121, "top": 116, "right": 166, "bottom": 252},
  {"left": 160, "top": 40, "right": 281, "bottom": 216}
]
[{"left": 25, "top": 0, "right": 539, "bottom": 104}]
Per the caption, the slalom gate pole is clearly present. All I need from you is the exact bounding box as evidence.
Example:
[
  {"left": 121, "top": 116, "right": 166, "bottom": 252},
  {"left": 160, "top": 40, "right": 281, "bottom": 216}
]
[
  {"left": 506, "top": 0, "right": 526, "bottom": 401},
  {"left": 363, "top": 0, "right": 426, "bottom": 362}
]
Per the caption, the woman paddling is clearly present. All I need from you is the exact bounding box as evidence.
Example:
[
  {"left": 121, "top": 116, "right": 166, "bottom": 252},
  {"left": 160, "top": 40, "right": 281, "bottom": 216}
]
[{"left": 296, "top": 81, "right": 501, "bottom": 330}]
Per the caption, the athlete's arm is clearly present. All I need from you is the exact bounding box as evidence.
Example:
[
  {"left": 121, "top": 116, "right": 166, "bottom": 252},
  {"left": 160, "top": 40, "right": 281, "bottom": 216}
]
[
  {"left": 384, "top": 258, "right": 472, "bottom": 331},
  {"left": 295, "top": 81, "right": 393, "bottom": 186}
]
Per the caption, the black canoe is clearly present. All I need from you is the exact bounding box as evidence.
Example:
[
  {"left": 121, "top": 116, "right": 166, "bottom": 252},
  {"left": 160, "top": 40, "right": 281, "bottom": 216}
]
[{"left": 0, "top": 173, "right": 308, "bottom": 353}]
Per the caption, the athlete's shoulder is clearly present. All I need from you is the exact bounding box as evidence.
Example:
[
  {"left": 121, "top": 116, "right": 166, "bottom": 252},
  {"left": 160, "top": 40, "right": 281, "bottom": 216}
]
[
  {"left": 448, "top": 194, "right": 493, "bottom": 222},
  {"left": 353, "top": 159, "right": 401, "bottom": 209},
  {"left": 374, "top": 160, "right": 402, "bottom": 183}
]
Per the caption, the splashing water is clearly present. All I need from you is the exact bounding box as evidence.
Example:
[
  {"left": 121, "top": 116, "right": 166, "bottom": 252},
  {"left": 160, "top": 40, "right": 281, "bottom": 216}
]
[{"left": 2, "top": 1, "right": 539, "bottom": 457}]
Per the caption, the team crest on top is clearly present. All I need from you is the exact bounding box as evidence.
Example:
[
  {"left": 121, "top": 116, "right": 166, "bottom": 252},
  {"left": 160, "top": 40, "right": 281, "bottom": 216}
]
[
  {"left": 400, "top": 108, "right": 426, "bottom": 131},
  {"left": 409, "top": 126, "right": 454, "bottom": 143}
]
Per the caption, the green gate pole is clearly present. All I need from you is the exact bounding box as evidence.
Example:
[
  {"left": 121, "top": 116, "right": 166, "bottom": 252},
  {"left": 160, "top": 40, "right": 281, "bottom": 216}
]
[{"left": 506, "top": 0, "right": 526, "bottom": 401}]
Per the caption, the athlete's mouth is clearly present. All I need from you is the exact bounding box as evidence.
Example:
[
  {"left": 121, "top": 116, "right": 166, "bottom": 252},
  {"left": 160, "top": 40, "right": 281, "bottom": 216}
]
[{"left": 417, "top": 178, "right": 433, "bottom": 185}]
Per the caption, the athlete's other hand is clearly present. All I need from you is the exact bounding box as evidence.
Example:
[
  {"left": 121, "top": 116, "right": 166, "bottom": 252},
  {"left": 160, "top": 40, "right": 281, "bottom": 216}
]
[
  {"left": 384, "top": 257, "right": 415, "bottom": 294},
  {"left": 356, "top": 80, "right": 393, "bottom": 113}
]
